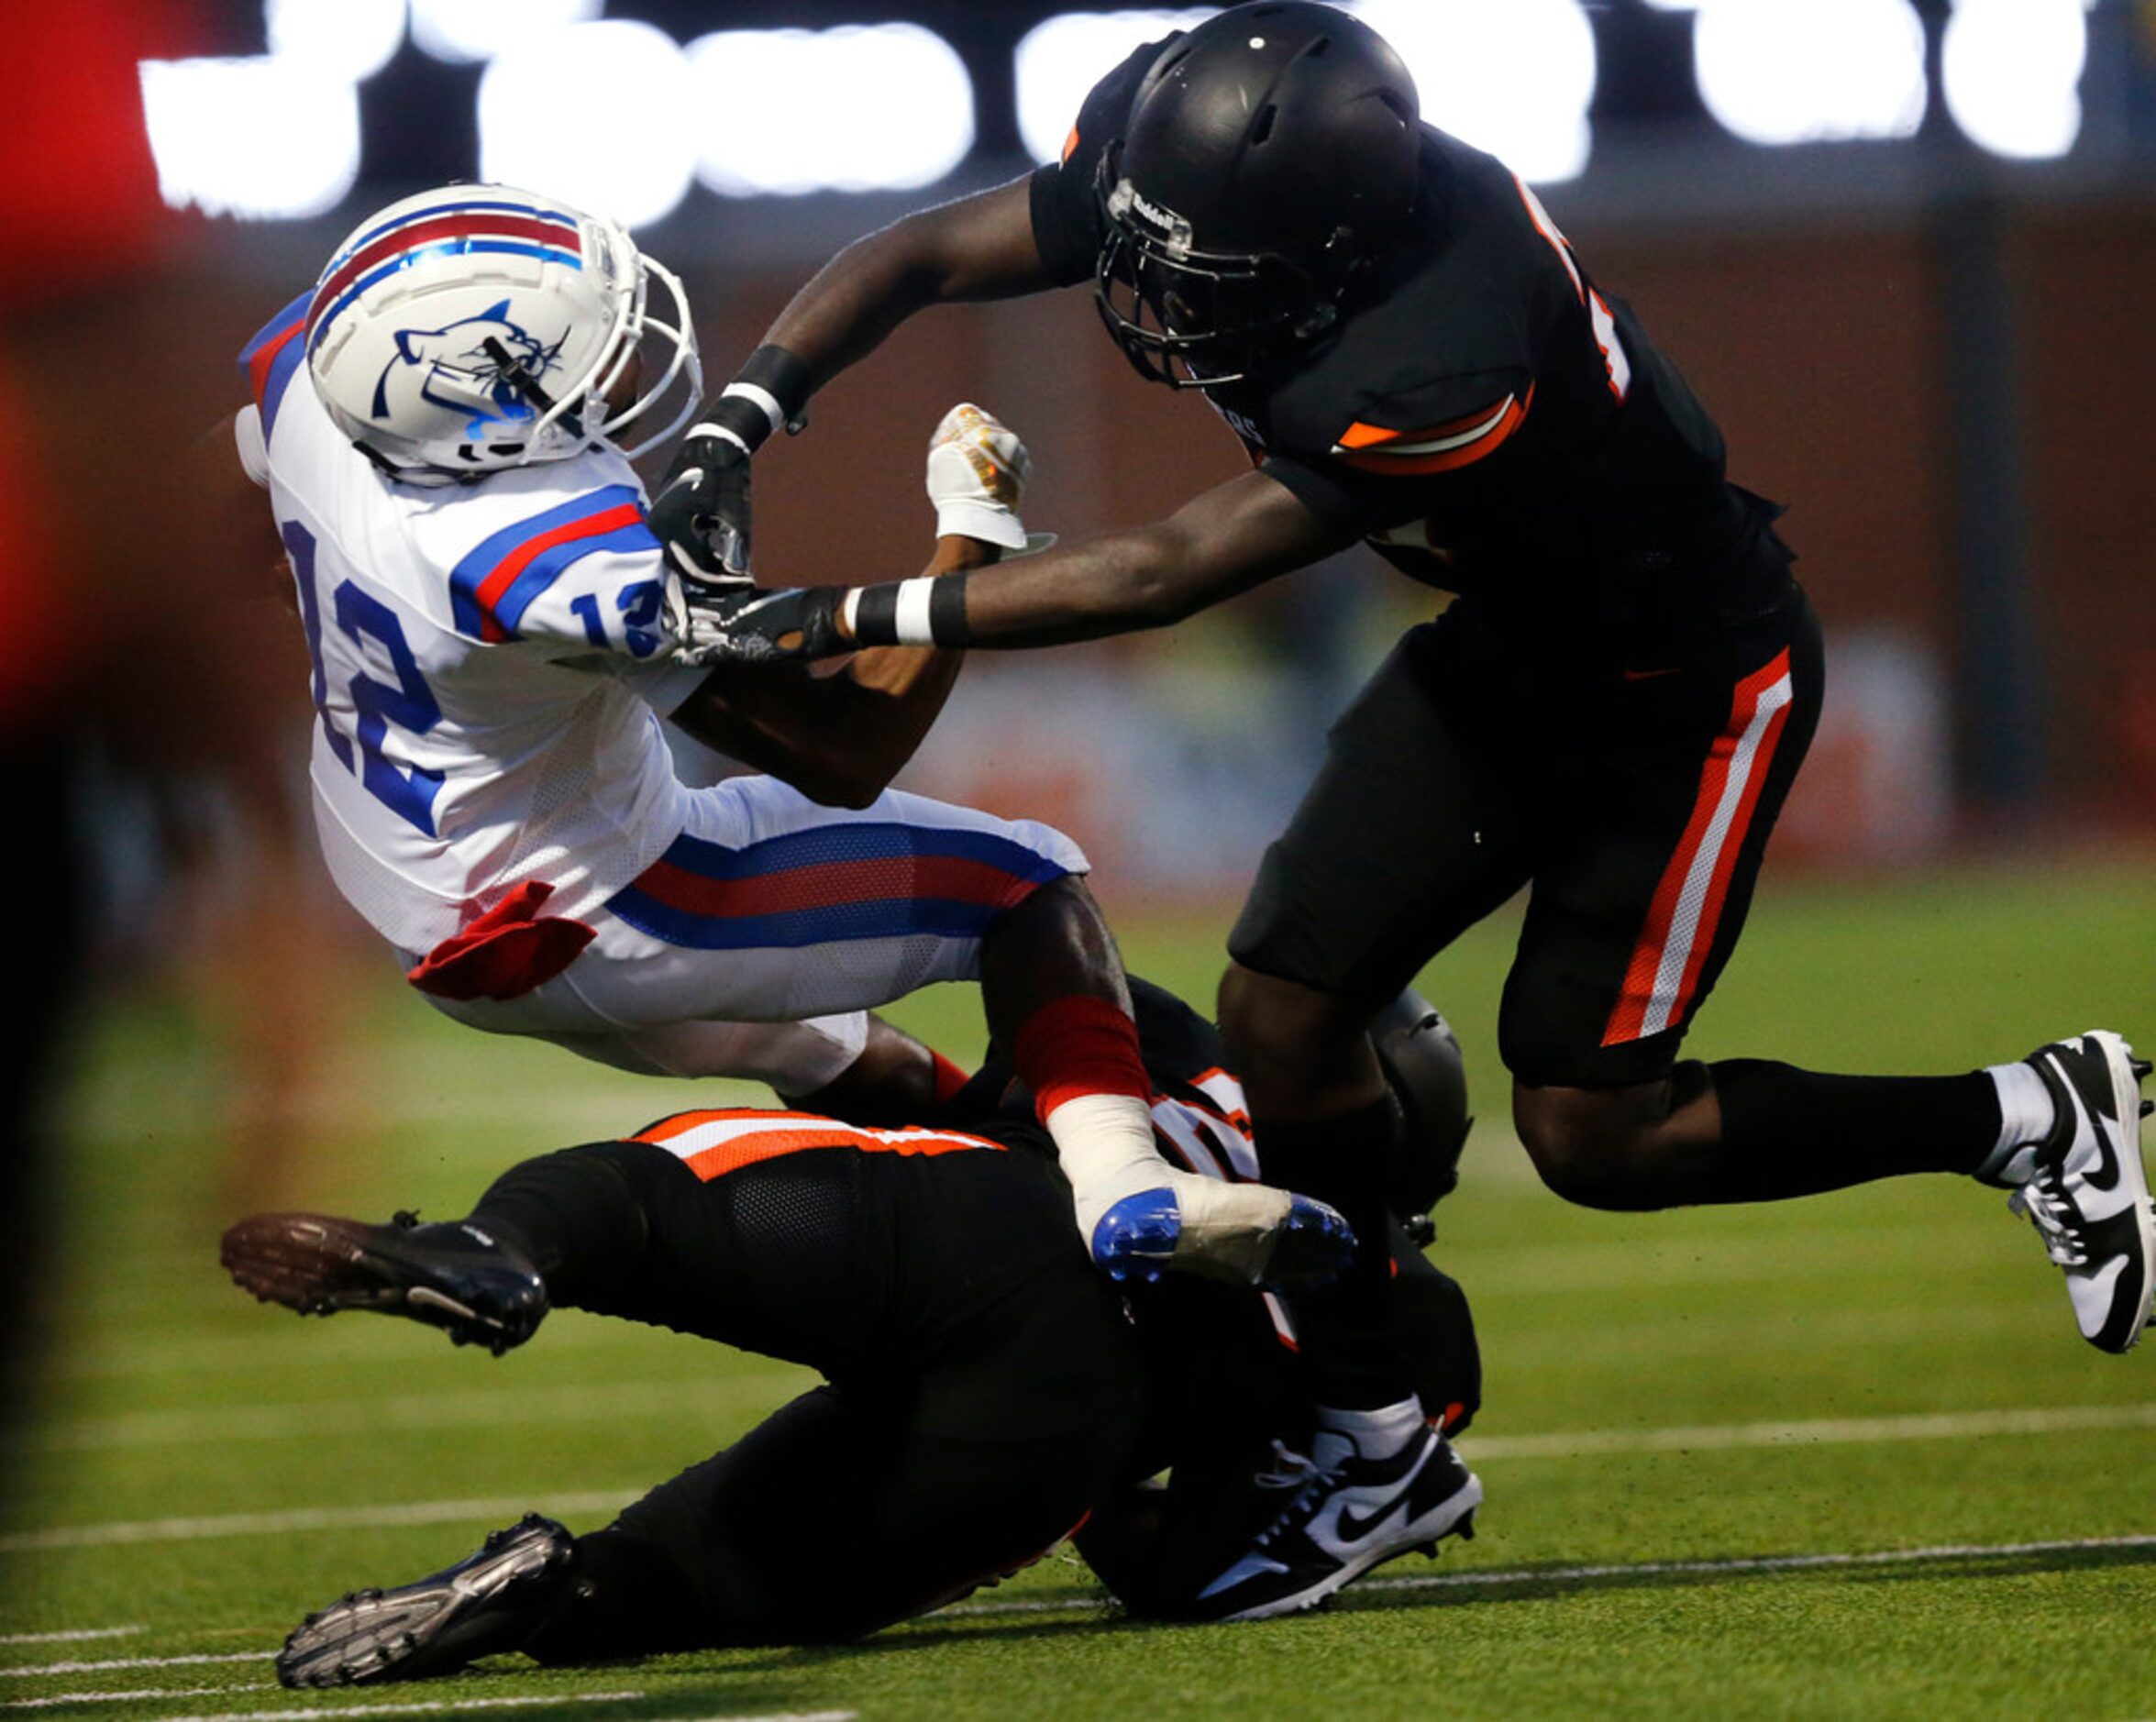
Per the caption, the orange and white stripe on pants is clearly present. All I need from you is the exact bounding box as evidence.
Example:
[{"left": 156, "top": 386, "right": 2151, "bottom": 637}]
[
  {"left": 1601, "top": 648, "right": 1797, "bottom": 1046},
  {"left": 633, "top": 1109, "right": 1004, "bottom": 1183}
]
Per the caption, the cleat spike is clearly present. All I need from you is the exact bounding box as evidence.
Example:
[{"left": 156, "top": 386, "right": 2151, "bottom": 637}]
[
  {"left": 2131, "top": 1058, "right": 2151, "bottom": 1079},
  {"left": 1413, "top": 1540, "right": 1440, "bottom": 1558},
  {"left": 2142, "top": 1099, "right": 2152, "bottom": 1119},
  {"left": 1457, "top": 1511, "right": 1476, "bottom": 1541}
]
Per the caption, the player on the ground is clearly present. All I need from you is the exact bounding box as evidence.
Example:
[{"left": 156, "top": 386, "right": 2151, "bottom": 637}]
[
  {"left": 223, "top": 979, "right": 1486, "bottom": 1682},
  {"left": 235, "top": 182, "right": 1348, "bottom": 1289},
  {"left": 646, "top": 1, "right": 2154, "bottom": 1617}
]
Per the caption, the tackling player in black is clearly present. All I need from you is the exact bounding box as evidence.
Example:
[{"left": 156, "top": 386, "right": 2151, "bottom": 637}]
[
  {"left": 223, "top": 979, "right": 1484, "bottom": 1683},
  {"left": 647, "top": 1, "right": 2153, "bottom": 1619}
]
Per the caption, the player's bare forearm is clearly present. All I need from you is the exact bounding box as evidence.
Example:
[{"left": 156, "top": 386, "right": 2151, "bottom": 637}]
[
  {"left": 764, "top": 178, "right": 1052, "bottom": 392},
  {"left": 668, "top": 535, "right": 993, "bottom": 805},
  {"left": 851, "top": 469, "right": 1349, "bottom": 651}
]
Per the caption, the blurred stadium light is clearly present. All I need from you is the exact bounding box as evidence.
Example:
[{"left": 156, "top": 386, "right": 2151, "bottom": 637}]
[
  {"left": 408, "top": 0, "right": 599, "bottom": 66},
  {"left": 1015, "top": 9, "right": 1213, "bottom": 164},
  {"left": 689, "top": 26, "right": 976, "bottom": 197},
  {"left": 1944, "top": 0, "right": 2090, "bottom": 159},
  {"left": 1350, "top": 0, "right": 1598, "bottom": 182},
  {"left": 135, "top": 1, "right": 2155, "bottom": 228},
  {"left": 477, "top": 18, "right": 697, "bottom": 227},
  {"left": 264, "top": 0, "right": 404, "bottom": 81},
  {"left": 138, "top": 55, "right": 359, "bottom": 220},
  {"left": 1694, "top": 0, "right": 1929, "bottom": 146}
]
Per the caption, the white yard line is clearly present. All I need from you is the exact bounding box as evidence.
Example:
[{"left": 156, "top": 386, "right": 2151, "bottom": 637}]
[
  {"left": 1360, "top": 1533, "right": 2156, "bottom": 1595},
  {"left": 11, "top": 1399, "right": 2152, "bottom": 1554},
  {"left": 28, "top": 1374, "right": 808, "bottom": 1453},
  {"left": 1461, "top": 1400, "right": 2156, "bottom": 1459},
  {"left": 145, "top": 1694, "right": 646, "bottom": 1722},
  {"left": 939, "top": 1532, "right": 2156, "bottom": 1618},
  {"left": 0, "top": 1654, "right": 257, "bottom": 1680},
  {"left": 0, "top": 1494, "right": 636, "bottom": 1554},
  {"left": 0, "top": 1629, "right": 140, "bottom": 1647},
  {"left": 0, "top": 1689, "right": 229, "bottom": 1713}
]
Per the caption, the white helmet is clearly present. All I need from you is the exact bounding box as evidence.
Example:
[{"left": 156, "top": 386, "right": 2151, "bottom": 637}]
[{"left": 304, "top": 183, "right": 702, "bottom": 480}]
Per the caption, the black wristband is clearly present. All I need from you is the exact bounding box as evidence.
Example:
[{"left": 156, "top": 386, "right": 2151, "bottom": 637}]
[
  {"left": 735, "top": 344, "right": 813, "bottom": 432},
  {"left": 700, "top": 392, "right": 772, "bottom": 453},
  {"left": 845, "top": 571, "right": 972, "bottom": 649},
  {"left": 852, "top": 584, "right": 901, "bottom": 646},
  {"left": 694, "top": 346, "right": 813, "bottom": 457},
  {"left": 929, "top": 570, "right": 971, "bottom": 644}
]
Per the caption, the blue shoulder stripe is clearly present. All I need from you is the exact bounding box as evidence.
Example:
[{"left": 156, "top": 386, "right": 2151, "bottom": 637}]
[{"left": 448, "top": 483, "right": 654, "bottom": 641}]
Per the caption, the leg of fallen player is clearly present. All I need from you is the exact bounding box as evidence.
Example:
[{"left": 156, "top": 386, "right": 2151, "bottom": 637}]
[{"left": 977, "top": 875, "right": 1354, "bottom": 1290}]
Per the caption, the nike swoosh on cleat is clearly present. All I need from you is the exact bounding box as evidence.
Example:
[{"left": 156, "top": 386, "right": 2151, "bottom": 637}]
[
  {"left": 1332, "top": 1446, "right": 1436, "bottom": 1544},
  {"left": 2055, "top": 1052, "right": 2124, "bottom": 1197}
]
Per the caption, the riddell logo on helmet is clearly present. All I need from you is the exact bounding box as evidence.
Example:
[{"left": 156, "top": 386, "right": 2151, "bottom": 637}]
[
  {"left": 1126, "top": 185, "right": 1179, "bottom": 232},
  {"left": 370, "top": 300, "right": 565, "bottom": 439},
  {"left": 1111, "top": 179, "right": 1195, "bottom": 255}
]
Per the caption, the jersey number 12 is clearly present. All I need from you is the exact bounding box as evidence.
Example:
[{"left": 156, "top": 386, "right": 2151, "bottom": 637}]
[{"left": 283, "top": 521, "right": 446, "bottom": 838}]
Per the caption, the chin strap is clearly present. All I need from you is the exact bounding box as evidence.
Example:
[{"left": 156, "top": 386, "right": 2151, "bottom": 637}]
[{"left": 483, "top": 337, "right": 584, "bottom": 441}]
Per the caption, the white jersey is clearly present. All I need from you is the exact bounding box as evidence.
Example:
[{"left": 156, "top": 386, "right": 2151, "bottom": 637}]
[{"left": 238, "top": 291, "right": 706, "bottom": 956}]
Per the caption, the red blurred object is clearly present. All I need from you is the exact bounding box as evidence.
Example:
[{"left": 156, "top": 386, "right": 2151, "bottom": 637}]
[
  {"left": 0, "top": 0, "right": 207, "bottom": 730},
  {"left": 0, "top": 0, "right": 205, "bottom": 304}
]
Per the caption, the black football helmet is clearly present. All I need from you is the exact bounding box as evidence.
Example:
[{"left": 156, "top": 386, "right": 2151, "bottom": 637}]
[
  {"left": 1094, "top": 2, "right": 1421, "bottom": 389},
  {"left": 1371, "top": 988, "right": 1471, "bottom": 1221}
]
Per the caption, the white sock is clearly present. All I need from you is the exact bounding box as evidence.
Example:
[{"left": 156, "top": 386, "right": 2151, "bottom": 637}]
[
  {"left": 1976, "top": 1061, "right": 2056, "bottom": 1184},
  {"left": 1045, "top": 1092, "right": 1292, "bottom": 1276},
  {"left": 1043, "top": 1092, "right": 1174, "bottom": 1242},
  {"left": 1311, "top": 1396, "right": 1427, "bottom": 1469}
]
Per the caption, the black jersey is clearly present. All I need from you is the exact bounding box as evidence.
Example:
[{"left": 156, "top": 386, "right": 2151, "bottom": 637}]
[{"left": 1031, "top": 37, "right": 1768, "bottom": 629}]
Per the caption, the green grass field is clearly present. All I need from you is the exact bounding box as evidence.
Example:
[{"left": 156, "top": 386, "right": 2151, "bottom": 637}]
[{"left": 6, "top": 858, "right": 2154, "bottom": 1719}]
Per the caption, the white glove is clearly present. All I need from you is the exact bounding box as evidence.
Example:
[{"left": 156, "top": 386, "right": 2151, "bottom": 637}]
[{"left": 925, "top": 403, "right": 1041, "bottom": 552}]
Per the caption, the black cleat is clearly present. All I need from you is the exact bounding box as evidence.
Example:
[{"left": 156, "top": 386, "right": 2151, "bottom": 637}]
[
  {"left": 222, "top": 1211, "right": 548, "bottom": 1354},
  {"left": 277, "top": 1515, "right": 576, "bottom": 1687}
]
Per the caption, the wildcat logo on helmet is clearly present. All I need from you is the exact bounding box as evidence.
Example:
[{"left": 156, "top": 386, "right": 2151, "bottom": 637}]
[
  {"left": 303, "top": 182, "right": 702, "bottom": 479},
  {"left": 371, "top": 301, "right": 568, "bottom": 440}
]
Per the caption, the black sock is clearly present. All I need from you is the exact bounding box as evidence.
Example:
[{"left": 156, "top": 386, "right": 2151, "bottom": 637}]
[
  {"left": 468, "top": 1142, "right": 675, "bottom": 1310},
  {"left": 1709, "top": 1060, "right": 2000, "bottom": 1201},
  {"left": 1255, "top": 1098, "right": 1413, "bottom": 1408}
]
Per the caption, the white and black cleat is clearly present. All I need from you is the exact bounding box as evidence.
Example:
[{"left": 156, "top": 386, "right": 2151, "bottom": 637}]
[
  {"left": 1983, "top": 1032, "right": 2153, "bottom": 1354},
  {"left": 1187, "top": 1425, "right": 1482, "bottom": 1622},
  {"left": 277, "top": 1514, "right": 576, "bottom": 1687},
  {"left": 222, "top": 1210, "right": 548, "bottom": 1355}
]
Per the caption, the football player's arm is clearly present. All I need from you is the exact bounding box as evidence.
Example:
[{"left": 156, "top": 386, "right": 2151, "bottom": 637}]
[
  {"left": 946, "top": 470, "right": 1349, "bottom": 646},
  {"left": 648, "top": 181, "right": 1053, "bottom": 585},
  {"left": 662, "top": 534, "right": 990, "bottom": 809},
  {"left": 705, "top": 469, "right": 1351, "bottom": 660},
  {"left": 765, "top": 176, "right": 1055, "bottom": 392}
]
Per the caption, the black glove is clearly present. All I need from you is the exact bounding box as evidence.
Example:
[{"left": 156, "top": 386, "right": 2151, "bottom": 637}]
[
  {"left": 647, "top": 345, "right": 814, "bottom": 584},
  {"left": 648, "top": 430, "right": 754, "bottom": 585},
  {"left": 671, "top": 581, "right": 847, "bottom": 667}
]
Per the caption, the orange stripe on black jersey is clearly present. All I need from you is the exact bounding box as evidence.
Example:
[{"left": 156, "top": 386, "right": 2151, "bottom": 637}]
[
  {"left": 1062, "top": 124, "right": 1080, "bottom": 163},
  {"left": 1330, "top": 384, "right": 1534, "bottom": 476},
  {"left": 633, "top": 1108, "right": 1004, "bottom": 1184}
]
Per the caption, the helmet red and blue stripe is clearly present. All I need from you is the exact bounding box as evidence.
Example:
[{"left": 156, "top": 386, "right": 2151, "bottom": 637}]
[{"left": 306, "top": 197, "right": 585, "bottom": 359}]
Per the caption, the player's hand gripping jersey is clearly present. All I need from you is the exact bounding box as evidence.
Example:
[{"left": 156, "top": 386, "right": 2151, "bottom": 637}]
[
  {"left": 1034, "top": 37, "right": 1768, "bottom": 625},
  {"left": 238, "top": 290, "right": 703, "bottom": 960}
]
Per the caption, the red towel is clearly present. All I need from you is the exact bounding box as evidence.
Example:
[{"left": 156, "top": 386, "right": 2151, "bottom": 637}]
[{"left": 406, "top": 881, "right": 595, "bottom": 1002}]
